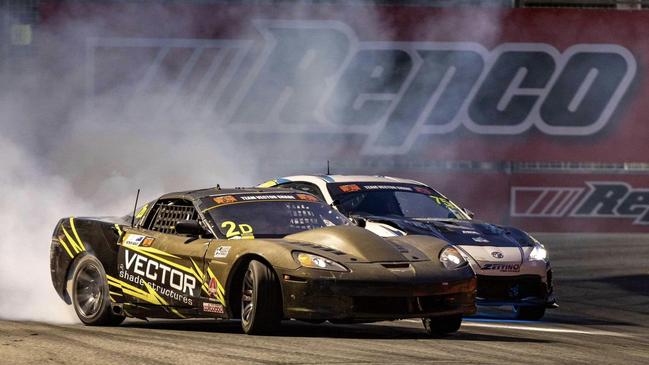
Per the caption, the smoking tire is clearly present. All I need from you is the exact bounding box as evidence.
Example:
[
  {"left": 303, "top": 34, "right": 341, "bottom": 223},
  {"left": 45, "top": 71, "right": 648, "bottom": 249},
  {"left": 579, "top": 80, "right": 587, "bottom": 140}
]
[
  {"left": 422, "top": 315, "right": 462, "bottom": 336},
  {"left": 71, "top": 255, "right": 125, "bottom": 326},
  {"left": 514, "top": 305, "right": 546, "bottom": 321},
  {"left": 240, "top": 260, "right": 282, "bottom": 335}
]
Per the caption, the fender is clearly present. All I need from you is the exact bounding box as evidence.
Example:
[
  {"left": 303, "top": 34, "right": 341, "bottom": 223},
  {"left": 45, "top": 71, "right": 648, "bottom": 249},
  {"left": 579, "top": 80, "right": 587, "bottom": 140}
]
[{"left": 50, "top": 216, "right": 126, "bottom": 303}]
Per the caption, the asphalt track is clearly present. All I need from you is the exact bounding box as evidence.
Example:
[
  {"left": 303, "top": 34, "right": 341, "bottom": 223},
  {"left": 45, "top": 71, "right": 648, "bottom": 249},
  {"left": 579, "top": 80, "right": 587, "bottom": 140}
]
[{"left": 2, "top": 233, "right": 648, "bottom": 364}]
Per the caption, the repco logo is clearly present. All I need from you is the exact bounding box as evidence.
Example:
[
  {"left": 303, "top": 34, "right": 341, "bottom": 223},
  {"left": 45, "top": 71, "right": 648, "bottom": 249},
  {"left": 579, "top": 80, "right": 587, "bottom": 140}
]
[
  {"left": 572, "top": 182, "right": 649, "bottom": 225},
  {"left": 512, "top": 182, "right": 649, "bottom": 225},
  {"left": 89, "top": 20, "right": 637, "bottom": 155}
]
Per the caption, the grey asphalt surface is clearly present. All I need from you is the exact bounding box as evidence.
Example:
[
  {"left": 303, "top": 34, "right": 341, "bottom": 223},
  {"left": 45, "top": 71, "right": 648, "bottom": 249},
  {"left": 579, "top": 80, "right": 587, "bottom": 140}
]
[{"left": 2, "top": 233, "right": 648, "bottom": 364}]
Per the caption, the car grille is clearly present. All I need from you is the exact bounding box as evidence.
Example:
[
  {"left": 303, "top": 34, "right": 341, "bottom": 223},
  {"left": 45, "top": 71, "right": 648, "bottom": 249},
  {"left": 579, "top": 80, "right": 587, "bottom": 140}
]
[{"left": 476, "top": 275, "right": 546, "bottom": 301}]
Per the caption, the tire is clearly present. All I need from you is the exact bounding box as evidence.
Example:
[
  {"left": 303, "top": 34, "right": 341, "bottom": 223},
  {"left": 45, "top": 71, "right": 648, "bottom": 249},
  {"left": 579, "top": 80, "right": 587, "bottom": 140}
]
[
  {"left": 422, "top": 315, "right": 462, "bottom": 336},
  {"left": 514, "top": 305, "right": 546, "bottom": 321},
  {"left": 240, "top": 260, "right": 282, "bottom": 335},
  {"left": 71, "top": 255, "right": 125, "bottom": 326}
]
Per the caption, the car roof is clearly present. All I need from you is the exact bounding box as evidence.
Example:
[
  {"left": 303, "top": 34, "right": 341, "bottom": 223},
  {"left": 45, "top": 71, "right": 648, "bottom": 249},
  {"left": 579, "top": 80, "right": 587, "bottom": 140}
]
[
  {"left": 159, "top": 187, "right": 312, "bottom": 201},
  {"left": 279, "top": 174, "right": 428, "bottom": 186}
]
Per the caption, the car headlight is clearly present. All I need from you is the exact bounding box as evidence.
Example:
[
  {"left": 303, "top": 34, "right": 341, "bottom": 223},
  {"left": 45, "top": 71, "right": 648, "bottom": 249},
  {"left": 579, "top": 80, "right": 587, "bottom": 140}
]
[
  {"left": 529, "top": 244, "right": 548, "bottom": 261},
  {"left": 292, "top": 252, "right": 348, "bottom": 272},
  {"left": 439, "top": 246, "right": 467, "bottom": 270}
]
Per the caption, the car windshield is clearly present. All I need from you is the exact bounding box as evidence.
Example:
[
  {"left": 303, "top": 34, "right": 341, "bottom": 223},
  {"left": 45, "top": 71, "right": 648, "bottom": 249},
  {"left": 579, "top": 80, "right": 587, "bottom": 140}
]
[
  {"left": 327, "top": 183, "right": 470, "bottom": 220},
  {"left": 202, "top": 193, "right": 350, "bottom": 238}
]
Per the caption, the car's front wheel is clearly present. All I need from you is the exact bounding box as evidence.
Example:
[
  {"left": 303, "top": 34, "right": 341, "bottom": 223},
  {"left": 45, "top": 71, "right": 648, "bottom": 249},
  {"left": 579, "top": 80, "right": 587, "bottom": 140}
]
[
  {"left": 422, "top": 315, "right": 462, "bottom": 336},
  {"left": 240, "top": 260, "right": 282, "bottom": 335},
  {"left": 71, "top": 255, "right": 124, "bottom": 326},
  {"left": 514, "top": 305, "right": 546, "bottom": 321}
]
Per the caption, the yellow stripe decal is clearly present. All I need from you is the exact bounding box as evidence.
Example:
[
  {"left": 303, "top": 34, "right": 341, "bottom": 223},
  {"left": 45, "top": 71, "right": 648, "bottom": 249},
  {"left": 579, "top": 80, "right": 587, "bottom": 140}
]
[
  {"left": 61, "top": 226, "right": 81, "bottom": 254},
  {"left": 107, "top": 274, "right": 187, "bottom": 316},
  {"left": 208, "top": 268, "right": 225, "bottom": 294},
  {"left": 106, "top": 275, "right": 122, "bottom": 285},
  {"left": 114, "top": 224, "right": 123, "bottom": 236},
  {"left": 57, "top": 237, "right": 74, "bottom": 258},
  {"left": 257, "top": 180, "right": 277, "bottom": 188},
  {"left": 142, "top": 281, "right": 165, "bottom": 305},
  {"left": 190, "top": 258, "right": 205, "bottom": 280},
  {"left": 69, "top": 217, "right": 86, "bottom": 251},
  {"left": 170, "top": 308, "right": 187, "bottom": 319},
  {"left": 109, "top": 291, "right": 123, "bottom": 296}
]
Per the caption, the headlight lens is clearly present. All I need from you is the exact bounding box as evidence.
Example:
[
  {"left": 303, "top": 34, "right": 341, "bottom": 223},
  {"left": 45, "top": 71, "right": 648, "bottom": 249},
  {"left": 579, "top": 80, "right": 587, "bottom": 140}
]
[
  {"left": 292, "top": 252, "right": 348, "bottom": 272},
  {"left": 439, "top": 246, "right": 467, "bottom": 270},
  {"left": 529, "top": 244, "right": 548, "bottom": 261}
]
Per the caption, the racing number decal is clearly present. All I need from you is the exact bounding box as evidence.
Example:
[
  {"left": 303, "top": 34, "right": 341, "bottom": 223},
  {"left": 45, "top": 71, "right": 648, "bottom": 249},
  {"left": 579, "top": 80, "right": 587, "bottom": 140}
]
[
  {"left": 431, "top": 196, "right": 464, "bottom": 216},
  {"left": 431, "top": 196, "right": 452, "bottom": 208},
  {"left": 221, "top": 221, "right": 254, "bottom": 239}
]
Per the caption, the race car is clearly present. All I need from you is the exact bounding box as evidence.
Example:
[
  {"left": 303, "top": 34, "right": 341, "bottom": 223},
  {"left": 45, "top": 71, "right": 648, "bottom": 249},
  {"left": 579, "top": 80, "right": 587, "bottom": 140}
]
[
  {"left": 50, "top": 187, "right": 477, "bottom": 335},
  {"left": 259, "top": 176, "right": 557, "bottom": 320}
]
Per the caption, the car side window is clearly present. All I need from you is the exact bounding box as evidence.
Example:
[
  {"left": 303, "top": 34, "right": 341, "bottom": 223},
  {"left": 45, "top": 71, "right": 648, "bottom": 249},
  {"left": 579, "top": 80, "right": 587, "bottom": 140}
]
[
  {"left": 146, "top": 199, "right": 200, "bottom": 234},
  {"left": 278, "top": 182, "right": 325, "bottom": 200}
]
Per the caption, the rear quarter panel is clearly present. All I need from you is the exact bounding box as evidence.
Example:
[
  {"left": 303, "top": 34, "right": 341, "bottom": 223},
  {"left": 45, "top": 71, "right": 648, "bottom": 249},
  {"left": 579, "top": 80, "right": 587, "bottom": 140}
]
[{"left": 50, "top": 217, "right": 124, "bottom": 303}]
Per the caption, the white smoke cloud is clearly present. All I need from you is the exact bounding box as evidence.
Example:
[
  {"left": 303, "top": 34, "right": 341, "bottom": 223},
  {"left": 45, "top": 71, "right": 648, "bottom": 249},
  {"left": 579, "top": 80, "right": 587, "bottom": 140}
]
[{"left": 0, "top": 2, "right": 504, "bottom": 323}]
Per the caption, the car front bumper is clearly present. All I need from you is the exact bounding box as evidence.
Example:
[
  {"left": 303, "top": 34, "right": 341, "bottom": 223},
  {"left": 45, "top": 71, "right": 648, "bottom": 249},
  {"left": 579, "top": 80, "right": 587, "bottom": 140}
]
[
  {"left": 276, "top": 262, "right": 477, "bottom": 321},
  {"left": 474, "top": 269, "right": 556, "bottom": 307}
]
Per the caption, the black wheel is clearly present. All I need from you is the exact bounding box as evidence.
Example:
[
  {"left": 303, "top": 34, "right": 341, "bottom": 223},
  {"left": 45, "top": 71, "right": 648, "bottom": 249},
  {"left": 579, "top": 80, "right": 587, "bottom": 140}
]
[
  {"left": 240, "top": 260, "right": 282, "bottom": 335},
  {"left": 71, "top": 255, "right": 124, "bottom": 326},
  {"left": 514, "top": 305, "right": 546, "bottom": 321},
  {"left": 422, "top": 315, "right": 462, "bottom": 336}
]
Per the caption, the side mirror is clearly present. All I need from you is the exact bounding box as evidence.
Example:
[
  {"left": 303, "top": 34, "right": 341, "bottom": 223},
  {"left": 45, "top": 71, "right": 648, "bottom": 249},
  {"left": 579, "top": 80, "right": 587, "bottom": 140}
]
[
  {"left": 349, "top": 216, "right": 366, "bottom": 228},
  {"left": 355, "top": 217, "right": 367, "bottom": 228},
  {"left": 464, "top": 209, "right": 475, "bottom": 219},
  {"left": 175, "top": 220, "right": 205, "bottom": 236}
]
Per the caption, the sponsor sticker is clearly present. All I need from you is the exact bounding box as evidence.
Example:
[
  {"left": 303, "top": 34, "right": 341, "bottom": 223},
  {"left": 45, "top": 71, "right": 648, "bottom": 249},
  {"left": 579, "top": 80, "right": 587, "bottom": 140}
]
[
  {"left": 339, "top": 184, "right": 361, "bottom": 192},
  {"left": 461, "top": 230, "right": 480, "bottom": 235},
  {"left": 202, "top": 302, "right": 224, "bottom": 314},
  {"left": 482, "top": 263, "right": 521, "bottom": 272},
  {"left": 208, "top": 277, "right": 218, "bottom": 296},
  {"left": 213, "top": 195, "right": 238, "bottom": 205},
  {"left": 214, "top": 246, "right": 231, "bottom": 258},
  {"left": 142, "top": 237, "right": 155, "bottom": 247},
  {"left": 363, "top": 185, "right": 412, "bottom": 191},
  {"left": 414, "top": 186, "right": 434, "bottom": 194},
  {"left": 123, "top": 234, "right": 146, "bottom": 246},
  {"left": 296, "top": 193, "right": 319, "bottom": 202},
  {"left": 491, "top": 251, "right": 504, "bottom": 259}
]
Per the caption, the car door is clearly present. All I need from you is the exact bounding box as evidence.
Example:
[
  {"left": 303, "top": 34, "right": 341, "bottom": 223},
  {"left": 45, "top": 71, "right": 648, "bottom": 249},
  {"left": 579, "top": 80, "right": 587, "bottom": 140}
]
[{"left": 116, "top": 198, "right": 211, "bottom": 312}]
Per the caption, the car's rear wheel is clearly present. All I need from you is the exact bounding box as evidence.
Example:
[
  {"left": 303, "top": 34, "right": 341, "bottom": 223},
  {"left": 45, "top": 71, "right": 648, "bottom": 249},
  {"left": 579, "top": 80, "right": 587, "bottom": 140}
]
[
  {"left": 514, "top": 305, "right": 546, "bottom": 321},
  {"left": 240, "top": 260, "right": 282, "bottom": 335},
  {"left": 422, "top": 315, "right": 462, "bottom": 336},
  {"left": 71, "top": 255, "right": 124, "bottom": 326}
]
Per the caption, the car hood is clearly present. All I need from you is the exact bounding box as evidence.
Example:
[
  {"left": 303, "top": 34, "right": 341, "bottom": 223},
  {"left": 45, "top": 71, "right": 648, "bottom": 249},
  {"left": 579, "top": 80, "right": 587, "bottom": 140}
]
[
  {"left": 283, "top": 226, "right": 432, "bottom": 263},
  {"left": 360, "top": 216, "right": 535, "bottom": 264}
]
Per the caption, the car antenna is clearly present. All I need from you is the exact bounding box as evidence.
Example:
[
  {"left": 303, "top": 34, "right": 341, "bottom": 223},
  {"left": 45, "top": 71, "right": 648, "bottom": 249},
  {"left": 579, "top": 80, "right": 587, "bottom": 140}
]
[
  {"left": 327, "top": 160, "right": 331, "bottom": 175},
  {"left": 131, "top": 188, "right": 140, "bottom": 228}
]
